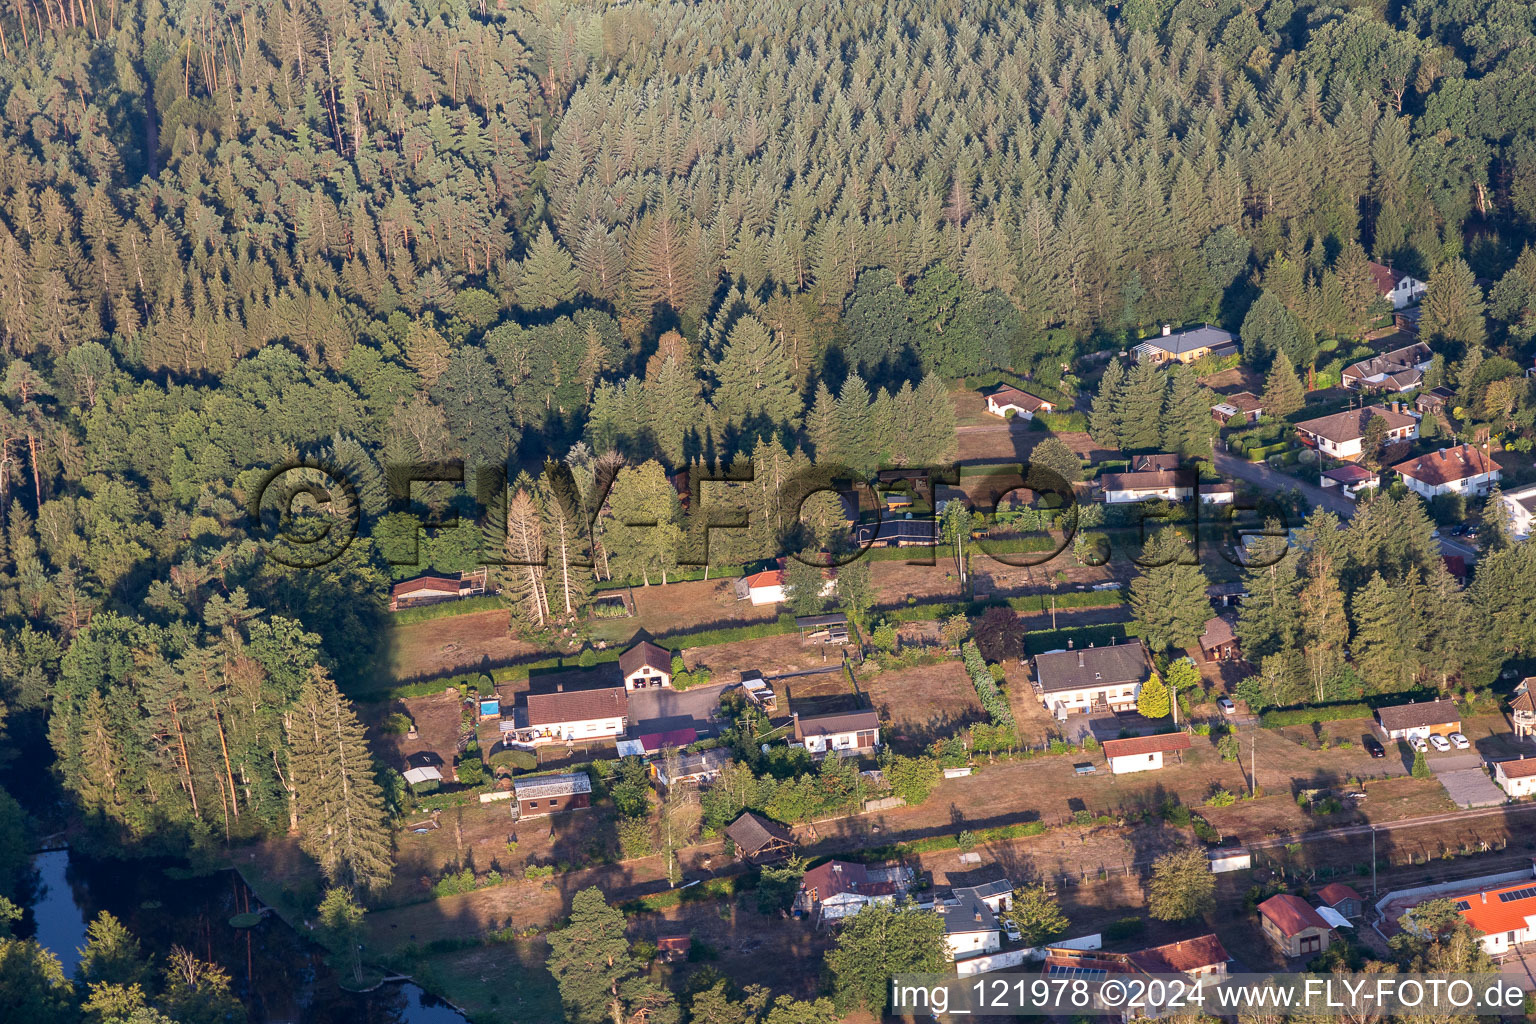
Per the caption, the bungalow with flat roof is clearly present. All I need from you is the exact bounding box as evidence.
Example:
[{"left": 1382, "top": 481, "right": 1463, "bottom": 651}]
[
  {"left": 1258, "top": 894, "right": 1334, "bottom": 957},
  {"left": 1374, "top": 699, "right": 1460, "bottom": 741},
  {"left": 1032, "top": 642, "right": 1150, "bottom": 716},
  {"left": 1132, "top": 325, "right": 1239, "bottom": 365},
  {"left": 1212, "top": 391, "right": 1263, "bottom": 426},
  {"left": 1498, "top": 484, "right": 1536, "bottom": 541},
  {"left": 984, "top": 384, "right": 1057, "bottom": 420},
  {"left": 1101, "top": 732, "right": 1192, "bottom": 775},
  {"left": 1295, "top": 405, "right": 1419, "bottom": 461}
]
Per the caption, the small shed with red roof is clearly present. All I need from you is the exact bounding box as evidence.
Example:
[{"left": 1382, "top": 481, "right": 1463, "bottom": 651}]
[{"left": 1258, "top": 894, "right": 1334, "bottom": 957}]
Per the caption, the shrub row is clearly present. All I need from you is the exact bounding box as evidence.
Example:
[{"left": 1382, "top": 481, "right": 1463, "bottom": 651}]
[{"left": 962, "top": 641, "right": 1015, "bottom": 728}]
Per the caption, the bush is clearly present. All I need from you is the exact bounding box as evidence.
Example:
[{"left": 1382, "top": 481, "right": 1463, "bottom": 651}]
[
  {"left": 578, "top": 648, "right": 597, "bottom": 668},
  {"left": 962, "top": 641, "right": 1015, "bottom": 729},
  {"left": 1104, "top": 917, "right": 1146, "bottom": 941},
  {"left": 381, "top": 713, "right": 413, "bottom": 735},
  {"left": 455, "top": 759, "right": 486, "bottom": 787},
  {"left": 1204, "top": 789, "right": 1236, "bottom": 807}
]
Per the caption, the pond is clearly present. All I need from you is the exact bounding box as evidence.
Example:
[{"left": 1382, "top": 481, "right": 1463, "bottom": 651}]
[{"left": 23, "top": 850, "right": 468, "bottom": 1024}]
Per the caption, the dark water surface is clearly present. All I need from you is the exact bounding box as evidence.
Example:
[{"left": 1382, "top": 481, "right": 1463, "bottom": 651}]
[{"left": 24, "top": 850, "right": 468, "bottom": 1024}]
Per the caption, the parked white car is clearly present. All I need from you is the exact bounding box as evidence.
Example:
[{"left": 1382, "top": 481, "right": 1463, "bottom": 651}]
[
  {"left": 1409, "top": 736, "right": 1428, "bottom": 753},
  {"left": 1428, "top": 734, "right": 1452, "bottom": 752},
  {"left": 1448, "top": 732, "right": 1470, "bottom": 750},
  {"left": 1218, "top": 697, "right": 1236, "bottom": 715},
  {"left": 1004, "top": 921, "right": 1022, "bottom": 942}
]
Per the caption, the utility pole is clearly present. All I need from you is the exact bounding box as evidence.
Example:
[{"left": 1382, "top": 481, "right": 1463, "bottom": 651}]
[
  {"left": 1249, "top": 731, "right": 1256, "bottom": 797},
  {"left": 1371, "top": 826, "right": 1378, "bottom": 898}
]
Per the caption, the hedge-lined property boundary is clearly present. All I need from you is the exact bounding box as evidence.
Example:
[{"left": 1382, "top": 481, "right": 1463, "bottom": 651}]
[{"left": 389, "top": 595, "right": 507, "bottom": 625}]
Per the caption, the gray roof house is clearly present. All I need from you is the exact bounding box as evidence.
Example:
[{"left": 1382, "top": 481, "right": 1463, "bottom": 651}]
[
  {"left": 1132, "top": 325, "right": 1238, "bottom": 364},
  {"left": 1032, "top": 641, "right": 1150, "bottom": 715}
]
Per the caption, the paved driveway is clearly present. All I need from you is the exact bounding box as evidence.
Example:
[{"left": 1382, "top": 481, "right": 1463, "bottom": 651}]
[
  {"left": 1429, "top": 751, "right": 1506, "bottom": 808},
  {"left": 626, "top": 681, "right": 731, "bottom": 737}
]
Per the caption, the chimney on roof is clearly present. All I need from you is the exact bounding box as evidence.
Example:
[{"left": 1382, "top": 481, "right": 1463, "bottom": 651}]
[
  {"left": 974, "top": 909, "right": 983, "bottom": 923},
  {"left": 1067, "top": 639, "right": 1074, "bottom": 650},
  {"left": 1162, "top": 324, "right": 1173, "bottom": 336},
  {"left": 556, "top": 683, "right": 564, "bottom": 693}
]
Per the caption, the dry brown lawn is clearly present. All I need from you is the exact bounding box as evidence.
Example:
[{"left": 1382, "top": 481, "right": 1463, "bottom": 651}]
[
  {"left": 859, "top": 661, "right": 985, "bottom": 752},
  {"left": 630, "top": 577, "right": 780, "bottom": 636},
  {"left": 386, "top": 609, "right": 543, "bottom": 682}
]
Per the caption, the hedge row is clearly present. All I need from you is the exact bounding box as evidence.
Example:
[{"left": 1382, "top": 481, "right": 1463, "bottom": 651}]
[
  {"left": 1020, "top": 621, "right": 1140, "bottom": 656},
  {"left": 962, "top": 641, "right": 1015, "bottom": 728},
  {"left": 593, "top": 565, "right": 746, "bottom": 592},
  {"left": 1258, "top": 689, "right": 1446, "bottom": 727},
  {"left": 1006, "top": 590, "right": 1124, "bottom": 613}
]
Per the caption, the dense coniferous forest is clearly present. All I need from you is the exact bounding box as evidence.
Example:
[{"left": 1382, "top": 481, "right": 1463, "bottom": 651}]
[{"left": 0, "top": 0, "right": 1533, "bottom": 974}]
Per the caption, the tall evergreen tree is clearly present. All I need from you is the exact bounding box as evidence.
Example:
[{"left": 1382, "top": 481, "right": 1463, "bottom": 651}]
[
  {"left": 1129, "top": 531, "right": 1212, "bottom": 652},
  {"left": 286, "top": 667, "right": 394, "bottom": 895},
  {"left": 517, "top": 224, "right": 581, "bottom": 310},
  {"left": 1090, "top": 359, "right": 1128, "bottom": 448},
  {"left": 1119, "top": 361, "right": 1167, "bottom": 451},
  {"left": 1421, "top": 257, "right": 1486, "bottom": 348},
  {"left": 711, "top": 314, "right": 802, "bottom": 433},
  {"left": 1260, "top": 349, "right": 1306, "bottom": 419}
]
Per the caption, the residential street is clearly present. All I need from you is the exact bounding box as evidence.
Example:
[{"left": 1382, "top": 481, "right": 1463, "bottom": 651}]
[{"left": 1211, "top": 449, "right": 1357, "bottom": 518}]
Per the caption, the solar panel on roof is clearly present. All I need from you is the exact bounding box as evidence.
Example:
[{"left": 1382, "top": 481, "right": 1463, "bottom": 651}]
[
  {"left": 1455, "top": 900, "right": 1471, "bottom": 911},
  {"left": 1498, "top": 887, "right": 1536, "bottom": 903},
  {"left": 1047, "top": 966, "right": 1107, "bottom": 979}
]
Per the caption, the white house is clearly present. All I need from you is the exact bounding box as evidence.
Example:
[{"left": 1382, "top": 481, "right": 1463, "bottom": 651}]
[
  {"left": 1499, "top": 484, "right": 1536, "bottom": 541},
  {"left": 1101, "top": 732, "right": 1192, "bottom": 774},
  {"left": 1369, "top": 261, "right": 1427, "bottom": 310},
  {"left": 1032, "top": 642, "right": 1150, "bottom": 715},
  {"left": 1099, "top": 468, "right": 1196, "bottom": 504},
  {"left": 619, "top": 640, "right": 671, "bottom": 690},
  {"left": 1448, "top": 878, "right": 1536, "bottom": 955},
  {"left": 939, "top": 896, "right": 1001, "bottom": 960},
  {"left": 525, "top": 685, "right": 628, "bottom": 742},
  {"left": 1295, "top": 405, "right": 1419, "bottom": 461},
  {"left": 985, "top": 384, "right": 1056, "bottom": 420},
  {"left": 796, "top": 860, "right": 912, "bottom": 923},
  {"left": 1199, "top": 484, "right": 1236, "bottom": 505},
  {"left": 1392, "top": 444, "right": 1501, "bottom": 499},
  {"left": 792, "top": 709, "right": 880, "bottom": 755},
  {"left": 1374, "top": 699, "right": 1460, "bottom": 741},
  {"left": 736, "top": 569, "right": 785, "bottom": 606},
  {"left": 1494, "top": 758, "right": 1536, "bottom": 798}
]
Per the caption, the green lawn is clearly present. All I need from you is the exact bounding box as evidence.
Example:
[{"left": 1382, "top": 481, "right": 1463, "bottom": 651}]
[{"left": 411, "top": 939, "right": 562, "bottom": 1024}]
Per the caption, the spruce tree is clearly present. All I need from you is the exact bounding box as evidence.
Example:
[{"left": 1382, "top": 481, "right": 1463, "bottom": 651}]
[
  {"left": 1027, "top": 435, "right": 1082, "bottom": 487},
  {"left": 1161, "top": 367, "right": 1215, "bottom": 457},
  {"left": 1090, "top": 358, "right": 1127, "bottom": 448},
  {"left": 835, "top": 373, "right": 875, "bottom": 473},
  {"left": 1482, "top": 486, "right": 1513, "bottom": 553},
  {"left": 711, "top": 314, "right": 801, "bottom": 432},
  {"left": 805, "top": 382, "right": 840, "bottom": 464},
  {"left": 1421, "top": 257, "right": 1486, "bottom": 348},
  {"left": 1350, "top": 571, "right": 1409, "bottom": 691},
  {"left": 516, "top": 224, "right": 582, "bottom": 310},
  {"left": 1136, "top": 671, "right": 1171, "bottom": 719},
  {"left": 1129, "top": 531, "right": 1212, "bottom": 652},
  {"left": 1119, "top": 361, "right": 1167, "bottom": 451},
  {"left": 287, "top": 667, "right": 394, "bottom": 895},
  {"left": 1260, "top": 349, "right": 1306, "bottom": 419}
]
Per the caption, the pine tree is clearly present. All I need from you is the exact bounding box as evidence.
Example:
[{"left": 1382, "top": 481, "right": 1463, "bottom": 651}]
[
  {"left": 403, "top": 319, "right": 452, "bottom": 388},
  {"left": 286, "top": 667, "right": 394, "bottom": 895},
  {"left": 1261, "top": 349, "right": 1306, "bottom": 419},
  {"left": 1090, "top": 358, "right": 1127, "bottom": 448},
  {"left": 1027, "top": 436, "right": 1082, "bottom": 487},
  {"left": 805, "top": 382, "right": 839, "bottom": 464},
  {"left": 1300, "top": 549, "right": 1351, "bottom": 703},
  {"left": 546, "top": 887, "right": 670, "bottom": 1024},
  {"left": 1336, "top": 240, "right": 1385, "bottom": 338},
  {"left": 834, "top": 373, "right": 874, "bottom": 474},
  {"left": 517, "top": 224, "right": 581, "bottom": 310}
]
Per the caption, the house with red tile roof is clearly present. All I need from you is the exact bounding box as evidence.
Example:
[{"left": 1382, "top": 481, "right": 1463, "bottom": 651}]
[
  {"left": 1101, "top": 732, "right": 1191, "bottom": 775},
  {"left": 1446, "top": 878, "right": 1536, "bottom": 955},
  {"left": 1367, "top": 261, "right": 1426, "bottom": 309},
  {"left": 1392, "top": 444, "right": 1501, "bottom": 499},
  {"left": 1258, "top": 894, "right": 1334, "bottom": 957},
  {"left": 1493, "top": 757, "right": 1536, "bottom": 798}
]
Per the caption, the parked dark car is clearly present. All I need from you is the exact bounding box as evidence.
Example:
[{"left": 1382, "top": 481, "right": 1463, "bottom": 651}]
[{"left": 1363, "top": 735, "right": 1385, "bottom": 758}]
